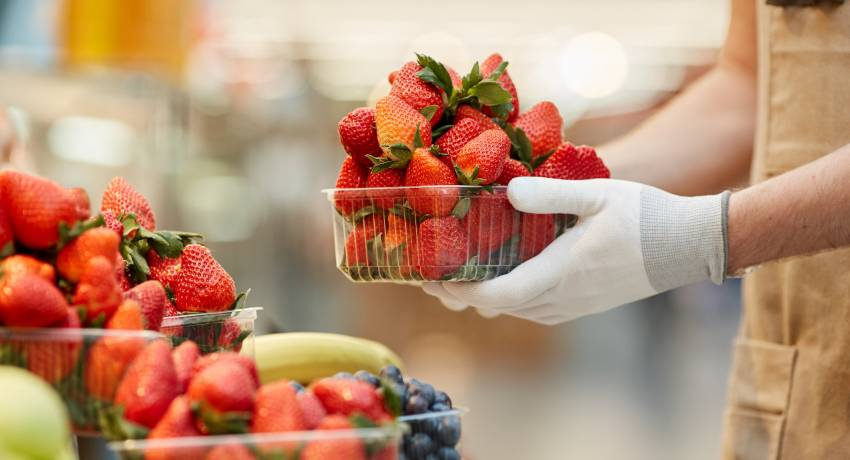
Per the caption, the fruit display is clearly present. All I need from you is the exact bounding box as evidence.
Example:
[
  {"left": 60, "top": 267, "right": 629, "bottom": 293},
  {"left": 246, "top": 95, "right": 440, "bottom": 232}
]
[{"left": 328, "top": 53, "right": 609, "bottom": 283}]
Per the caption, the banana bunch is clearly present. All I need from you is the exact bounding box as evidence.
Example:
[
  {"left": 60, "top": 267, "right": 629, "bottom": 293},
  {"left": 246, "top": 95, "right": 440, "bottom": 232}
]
[{"left": 253, "top": 332, "right": 405, "bottom": 385}]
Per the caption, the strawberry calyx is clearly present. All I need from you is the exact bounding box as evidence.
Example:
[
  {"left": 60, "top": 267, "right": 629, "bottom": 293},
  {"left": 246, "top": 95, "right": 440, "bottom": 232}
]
[
  {"left": 504, "top": 125, "right": 552, "bottom": 172},
  {"left": 57, "top": 214, "right": 106, "bottom": 250},
  {"left": 378, "top": 378, "right": 402, "bottom": 418},
  {"left": 453, "top": 164, "right": 486, "bottom": 187},
  {"left": 370, "top": 124, "right": 426, "bottom": 173},
  {"left": 98, "top": 404, "right": 150, "bottom": 441},
  {"left": 419, "top": 105, "right": 439, "bottom": 122},
  {"left": 416, "top": 54, "right": 513, "bottom": 120},
  {"left": 191, "top": 401, "right": 251, "bottom": 435},
  {"left": 118, "top": 213, "right": 205, "bottom": 284}
]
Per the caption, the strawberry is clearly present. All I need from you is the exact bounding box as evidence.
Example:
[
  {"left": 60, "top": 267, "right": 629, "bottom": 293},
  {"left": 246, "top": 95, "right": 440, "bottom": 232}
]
[
  {"left": 344, "top": 214, "right": 386, "bottom": 268},
  {"left": 455, "top": 105, "right": 499, "bottom": 131},
  {"left": 0, "top": 274, "right": 68, "bottom": 327},
  {"left": 73, "top": 256, "right": 123, "bottom": 325},
  {"left": 187, "top": 360, "right": 257, "bottom": 434},
  {"left": 192, "top": 352, "right": 260, "bottom": 388},
  {"left": 404, "top": 148, "right": 459, "bottom": 217},
  {"left": 297, "top": 390, "right": 327, "bottom": 430},
  {"left": 0, "top": 204, "right": 12, "bottom": 255},
  {"left": 216, "top": 319, "right": 246, "bottom": 352},
  {"left": 85, "top": 334, "right": 147, "bottom": 401},
  {"left": 389, "top": 62, "right": 444, "bottom": 126},
  {"left": 106, "top": 299, "right": 144, "bottom": 330},
  {"left": 311, "top": 377, "right": 390, "bottom": 422},
  {"left": 206, "top": 444, "right": 255, "bottom": 460},
  {"left": 160, "top": 302, "right": 182, "bottom": 337},
  {"left": 375, "top": 95, "right": 432, "bottom": 158},
  {"left": 447, "top": 65, "right": 462, "bottom": 90},
  {"left": 24, "top": 308, "right": 81, "bottom": 384},
  {"left": 519, "top": 213, "right": 555, "bottom": 262},
  {"left": 300, "top": 415, "right": 367, "bottom": 460},
  {"left": 56, "top": 227, "right": 121, "bottom": 283},
  {"left": 115, "top": 340, "right": 180, "bottom": 429},
  {"left": 147, "top": 250, "right": 181, "bottom": 290},
  {"left": 102, "top": 210, "right": 124, "bottom": 236},
  {"left": 481, "top": 53, "right": 520, "bottom": 121},
  {"left": 338, "top": 107, "right": 382, "bottom": 168},
  {"left": 147, "top": 397, "right": 204, "bottom": 460},
  {"left": 387, "top": 70, "right": 398, "bottom": 84},
  {"left": 455, "top": 129, "right": 511, "bottom": 185},
  {"left": 252, "top": 381, "right": 306, "bottom": 433},
  {"left": 513, "top": 101, "right": 563, "bottom": 159},
  {"left": 534, "top": 143, "right": 610, "bottom": 180},
  {"left": 333, "top": 156, "right": 369, "bottom": 216},
  {"left": 68, "top": 187, "right": 91, "bottom": 221},
  {"left": 123, "top": 280, "right": 168, "bottom": 331},
  {"left": 0, "top": 170, "right": 77, "bottom": 249},
  {"left": 173, "top": 244, "right": 236, "bottom": 313},
  {"left": 0, "top": 254, "right": 55, "bottom": 284},
  {"left": 101, "top": 176, "right": 156, "bottom": 230},
  {"left": 365, "top": 168, "right": 404, "bottom": 210},
  {"left": 496, "top": 158, "right": 532, "bottom": 185},
  {"left": 462, "top": 191, "right": 516, "bottom": 262},
  {"left": 435, "top": 118, "right": 486, "bottom": 165},
  {"left": 416, "top": 217, "right": 470, "bottom": 280},
  {"left": 172, "top": 340, "right": 200, "bottom": 393},
  {"left": 384, "top": 214, "right": 419, "bottom": 277}
]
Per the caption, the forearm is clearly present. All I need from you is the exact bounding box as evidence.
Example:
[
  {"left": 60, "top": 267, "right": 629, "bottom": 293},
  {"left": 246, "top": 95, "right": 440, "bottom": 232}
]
[{"left": 728, "top": 145, "right": 850, "bottom": 273}]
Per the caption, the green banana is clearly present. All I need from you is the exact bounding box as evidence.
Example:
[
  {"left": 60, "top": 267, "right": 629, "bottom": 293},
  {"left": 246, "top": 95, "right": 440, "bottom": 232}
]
[{"left": 253, "top": 332, "right": 405, "bottom": 385}]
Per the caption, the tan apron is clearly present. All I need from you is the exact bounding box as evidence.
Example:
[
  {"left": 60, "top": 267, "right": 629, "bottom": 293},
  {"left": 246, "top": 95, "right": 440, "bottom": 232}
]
[{"left": 721, "top": 1, "right": 850, "bottom": 459}]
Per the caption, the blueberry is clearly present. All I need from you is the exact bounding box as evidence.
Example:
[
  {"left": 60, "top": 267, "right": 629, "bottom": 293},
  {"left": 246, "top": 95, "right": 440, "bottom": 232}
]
[
  {"left": 436, "top": 415, "right": 461, "bottom": 447},
  {"left": 354, "top": 370, "right": 381, "bottom": 387},
  {"left": 289, "top": 381, "right": 305, "bottom": 393},
  {"left": 425, "top": 455, "right": 439, "bottom": 460},
  {"left": 405, "top": 394, "right": 429, "bottom": 415},
  {"left": 333, "top": 372, "right": 354, "bottom": 380},
  {"left": 380, "top": 365, "right": 403, "bottom": 384},
  {"left": 430, "top": 403, "right": 450, "bottom": 412},
  {"left": 437, "top": 447, "right": 460, "bottom": 460},
  {"left": 408, "top": 380, "right": 435, "bottom": 406},
  {"left": 419, "top": 416, "right": 440, "bottom": 437},
  {"left": 434, "top": 391, "right": 452, "bottom": 408},
  {"left": 407, "top": 433, "right": 436, "bottom": 459},
  {"left": 398, "top": 452, "right": 409, "bottom": 460}
]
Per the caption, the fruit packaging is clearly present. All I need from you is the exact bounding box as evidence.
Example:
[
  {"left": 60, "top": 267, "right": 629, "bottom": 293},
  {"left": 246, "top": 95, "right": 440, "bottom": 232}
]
[
  {"left": 325, "top": 185, "right": 575, "bottom": 283},
  {"left": 162, "top": 307, "right": 261, "bottom": 356},
  {"left": 0, "top": 327, "right": 164, "bottom": 434}
]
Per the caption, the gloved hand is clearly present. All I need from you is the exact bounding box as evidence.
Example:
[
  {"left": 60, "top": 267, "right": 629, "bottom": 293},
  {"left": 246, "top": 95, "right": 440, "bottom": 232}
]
[{"left": 423, "top": 177, "right": 731, "bottom": 325}]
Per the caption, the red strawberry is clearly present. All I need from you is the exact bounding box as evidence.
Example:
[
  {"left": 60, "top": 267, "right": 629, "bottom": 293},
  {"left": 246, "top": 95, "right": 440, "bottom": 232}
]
[
  {"left": 300, "top": 415, "right": 366, "bottom": 460},
  {"left": 160, "top": 302, "right": 182, "bottom": 337},
  {"left": 338, "top": 107, "right": 382, "bottom": 168},
  {"left": 73, "top": 256, "right": 123, "bottom": 325},
  {"left": 252, "top": 381, "right": 306, "bottom": 433},
  {"left": 435, "top": 118, "right": 486, "bottom": 164},
  {"left": 389, "top": 62, "right": 444, "bottom": 126},
  {"left": 147, "top": 397, "right": 204, "bottom": 460},
  {"left": 85, "top": 334, "right": 147, "bottom": 401},
  {"left": 172, "top": 340, "right": 200, "bottom": 393},
  {"left": 0, "top": 274, "right": 68, "bottom": 327},
  {"left": 0, "top": 254, "right": 55, "bottom": 284},
  {"left": 481, "top": 53, "right": 520, "bottom": 121},
  {"left": 416, "top": 217, "right": 470, "bottom": 280},
  {"left": 101, "top": 176, "right": 156, "bottom": 230},
  {"left": 513, "top": 101, "right": 563, "bottom": 158},
  {"left": 375, "top": 95, "right": 432, "bottom": 158},
  {"left": 206, "top": 444, "right": 255, "bottom": 460},
  {"left": 387, "top": 70, "right": 398, "bottom": 84},
  {"left": 24, "top": 308, "right": 81, "bottom": 384},
  {"left": 147, "top": 250, "right": 181, "bottom": 290},
  {"left": 534, "top": 143, "right": 610, "bottom": 180},
  {"left": 173, "top": 244, "right": 236, "bottom": 313},
  {"left": 192, "top": 352, "right": 260, "bottom": 388},
  {"left": 384, "top": 214, "right": 419, "bottom": 278},
  {"left": 123, "top": 280, "right": 168, "bottom": 331},
  {"left": 106, "top": 299, "right": 144, "bottom": 330},
  {"left": 297, "top": 390, "right": 327, "bottom": 430},
  {"left": 344, "top": 215, "right": 386, "bottom": 268},
  {"left": 496, "top": 158, "right": 532, "bottom": 185},
  {"left": 447, "top": 65, "right": 462, "bottom": 90},
  {"left": 455, "top": 129, "right": 511, "bottom": 185},
  {"left": 217, "top": 319, "right": 246, "bottom": 352},
  {"left": 333, "top": 156, "right": 369, "bottom": 216},
  {"left": 187, "top": 360, "right": 257, "bottom": 433},
  {"left": 68, "top": 187, "right": 91, "bottom": 221},
  {"left": 0, "top": 204, "right": 12, "bottom": 255},
  {"left": 56, "top": 227, "right": 121, "bottom": 283},
  {"left": 365, "top": 168, "right": 404, "bottom": 210},
  {"left": 462, "top": 191, "right": 516, "bottom": 262},
  {"left": 404, "top": 148, "right": 459, "bottom": 217},
  {"left": 0, "top": 170, "right": 77, "bottom": 249},
  {"left": 519, "top": 213, "right": 556, "bottom": 262},
  {"left": 455, "top": 105, "right": 499, "bottom": 131},
  {"left": 115, "top": 340, "right": 180, "bottom": 429},
  {"left": 311, "top": 378, "right": 389, "bottom": 422},
  {"left": 102, "top": 210, "right": 124, "bottom": 236}
]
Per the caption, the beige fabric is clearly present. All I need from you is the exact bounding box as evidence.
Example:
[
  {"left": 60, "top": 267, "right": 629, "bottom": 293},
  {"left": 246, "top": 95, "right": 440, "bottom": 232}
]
[{"left": 722, "top": 2, "right": 850, "bottom": 458}]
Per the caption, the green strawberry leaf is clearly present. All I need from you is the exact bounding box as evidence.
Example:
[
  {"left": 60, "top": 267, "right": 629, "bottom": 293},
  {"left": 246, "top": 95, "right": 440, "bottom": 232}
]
[
  {"left": 367, "top": 154, "right": 385, "bottom": 165},
  {"left": 57, "top": 214, "right": 105, "bottom": 249},
  {"left": 0, "top": 241, "right": 13, "bottom": 258},
  {"left": 90, "top": 312, "right": 107, "bottom": 328},
  {"left": 97, "top": 404, "right": 150, "bottom": 441},
  {"left": 150, "top": 231, "right": 185, "bottom": 258},
  {"left": 486, "top": 60, "right": 509, "bottom": 81},
  {"left": 413, "top": 124, "right": 424, "bottom": 149},
  {"left": 228, "top": 289, "right": 250, "bottom": 311},
  {"left": 431, "top": 123, "right": 453, "bottom": 140},
  {"left": 350, "top": 413, "right": 380, "bottom": 429},
  {"left": 350, "top": 205, "right": 379, "bottom": 223},
  {"left": 451, "top": 197, "right": 471, "bottom": 219},
  {"left": 454, "top": 164, "right": 485, "bottom": 186},
  {"left": 379, "top": 376, "right": 403, "bottom": 417},
  {"left": 468, "top": 81, "right": 512, "bottom": 106},
  {"left": 429, "top": 145, "right": 448, "bottom": 157},
  {"left": 461, "top": 62, "right": 483, "bottom": 94},
  {"left": 420, "top": 105, "right": 439, "bottom": 122},
  {"left": 532, "top": 148, "right": 556, "bottom": 169},
  {"left": 192, "top": 402, "right": 251, "bottom": 435},
  {"left": 415, "top": 54, "right": 454, "bottom": 95},
  {"left": 489, "top": 102, "right": 513, "bottom": 121}
]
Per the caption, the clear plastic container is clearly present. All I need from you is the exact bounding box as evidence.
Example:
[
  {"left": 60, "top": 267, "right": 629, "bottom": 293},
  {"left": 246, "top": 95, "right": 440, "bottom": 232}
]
[
  {"left": 398, "top": 408, "right": 466, "bottom": 460},
  {"left": 0, "top": 327, "right": 164, "bottom": 434},
  {"left": 108, "top": 424, "right": 403, "bottom": 459},
  {"left": 160, "top": 307, "right": 261, "bottom": 356},
  {"left": 323, "top": 186, "right": 574, "bottom": 283}
]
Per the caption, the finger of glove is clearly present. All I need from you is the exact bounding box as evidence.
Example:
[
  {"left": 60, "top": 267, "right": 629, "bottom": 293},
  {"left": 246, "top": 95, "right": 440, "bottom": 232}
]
[
  {"left": 508, "top": 177, "right": 608, "bottom": 215},
  {"left": 476, "top": 308, "right": 500, "bottom": 319},
  {"left": 422, "top": 283, "right": 468, "bottom": 311},
  {"left": 507, "top": 302, "right": 578, "bottom": 325}
]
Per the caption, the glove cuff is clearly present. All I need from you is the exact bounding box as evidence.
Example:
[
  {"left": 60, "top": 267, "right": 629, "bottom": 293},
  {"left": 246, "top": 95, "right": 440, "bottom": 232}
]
[{"left": 640, "top": 188, "right": 731, "bottom": 292}]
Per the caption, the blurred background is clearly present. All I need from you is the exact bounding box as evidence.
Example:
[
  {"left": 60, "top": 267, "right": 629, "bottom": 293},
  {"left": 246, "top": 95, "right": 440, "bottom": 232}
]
[{"left": 0, "top": 1, "right": 740, "bottom": 458}]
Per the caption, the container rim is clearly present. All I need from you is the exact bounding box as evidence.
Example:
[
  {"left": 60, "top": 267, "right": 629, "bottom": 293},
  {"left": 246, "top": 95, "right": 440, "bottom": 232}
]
[
  {"left": 0, "top": 326, "right": 164, "bottom": 341},
  {"left": 397, "top": 407, "right": 468, "bottom": 422},
  {"left": 321, "top": 185, "right": 508, "bottom": 195},
  {"left": 161, "top": 307, "right": 263, "bottom": 327}
]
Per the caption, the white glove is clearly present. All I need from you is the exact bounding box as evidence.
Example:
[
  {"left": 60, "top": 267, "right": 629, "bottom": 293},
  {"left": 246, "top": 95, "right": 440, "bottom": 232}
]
[{"left": 423, "top": 177, "right": 730, "bottom": 325}]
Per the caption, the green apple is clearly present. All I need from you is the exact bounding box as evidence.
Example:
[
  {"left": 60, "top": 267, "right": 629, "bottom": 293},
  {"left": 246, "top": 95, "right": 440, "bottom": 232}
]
[{"left": 0, "top": 366, "right": 72, "bottom": 460}]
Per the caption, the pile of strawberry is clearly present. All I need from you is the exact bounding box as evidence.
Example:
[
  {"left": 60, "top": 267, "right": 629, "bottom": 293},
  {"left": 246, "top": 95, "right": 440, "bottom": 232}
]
[
  {"left": 333, "top": 53, "right": 609, "bottom": 281},
  {"left": 109, "top": 340, "right": 400, "bottom": 460}
]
